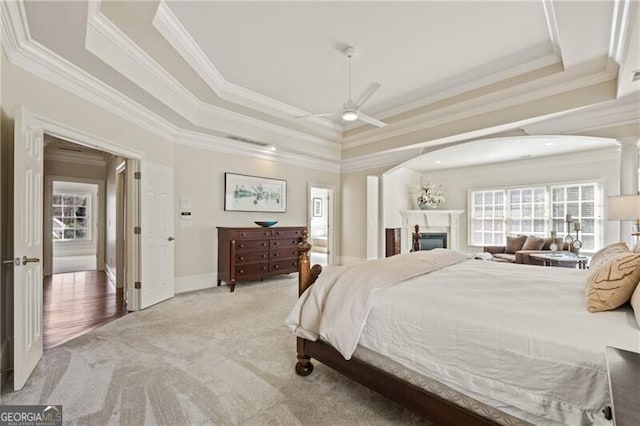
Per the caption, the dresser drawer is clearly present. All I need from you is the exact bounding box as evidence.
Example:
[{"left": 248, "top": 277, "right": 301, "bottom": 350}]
[
  {"left": 236, "top": 239, "right": 269, "bottom": 251},
  {"left": 270, "top": 248, "right": 299, "bottom": 260},
  {"left": 271, "top": 259, "right": 299, "bottom": 273},
  {"left": 270, "top": 239, "right": 300, "bottom": 249},
  {"left": 235, "top": 262, "right": 269, "bottom": 277},
  {"left": 235, "top": 229, "right": 272, "bottom": 239},
  {"left": 272, "top": 229, "right": 303, "bottom": 239},
  {"left": 236, "top": 251, "right": 269, "bottom": 264}
]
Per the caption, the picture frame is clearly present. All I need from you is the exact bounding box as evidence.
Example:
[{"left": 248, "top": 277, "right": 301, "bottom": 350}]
[
  {"left": 224, "top": 172, "right": 287, "bottom": 213},
  {"left": 313, "top": 197, "right": 322, "bottom": 217}
]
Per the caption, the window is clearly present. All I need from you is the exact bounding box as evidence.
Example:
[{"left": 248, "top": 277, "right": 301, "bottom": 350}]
[
  {"left": 470, "top": 190, "right": 505, "bottom": 246},
  {"left": 52, "top": 192, "right": 91, "bottom": 241},
  {"left": 469, "top": 181, "right": 602, "bottom": 252},
  {"left": 551, "top": 183, "right": 599, "bottom": 252}
]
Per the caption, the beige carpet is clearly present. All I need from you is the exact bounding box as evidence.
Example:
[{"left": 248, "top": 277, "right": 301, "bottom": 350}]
[{"left": 2, "top": 276, "right": 431, "bottom": 425}]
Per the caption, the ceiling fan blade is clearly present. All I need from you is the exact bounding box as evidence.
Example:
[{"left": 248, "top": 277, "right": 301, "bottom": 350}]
[
  {"left": 296, "top": 112, "right": 339, "bottom": 118},
  {"left": 355, "top": 82, "right": 381, "bottom": 109},
  {"left": 357, "top": 112, "right": 387, "bottom": 128}
]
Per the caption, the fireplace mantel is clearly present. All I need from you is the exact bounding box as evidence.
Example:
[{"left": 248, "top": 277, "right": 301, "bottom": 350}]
[{"left": 399, "top": 210, "right": 465, "bottom": 253}]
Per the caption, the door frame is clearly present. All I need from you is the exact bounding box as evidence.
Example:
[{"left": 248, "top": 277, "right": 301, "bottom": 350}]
[
  {"left": 307, "top": 183, "right": 336, "bottom": 266},
  {"left": 30, "top": 114, "right": 143, "bottom": 310},
  {"left": 43, "top": 175, "right": 105, "bottom": 277}
]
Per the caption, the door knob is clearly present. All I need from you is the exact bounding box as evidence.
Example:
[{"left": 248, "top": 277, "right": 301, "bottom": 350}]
[
  {"left": 21, "top": 256, "right": 40, "bottom": 265},
  {"left": 168, "top": 237, "right": 175, "bottom": 241},
  {"left": 2, "top": 259, "right": 18, "bottom": 266}
]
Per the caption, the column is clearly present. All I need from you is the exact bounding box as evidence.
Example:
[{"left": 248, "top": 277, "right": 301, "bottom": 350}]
[{"left": 618, "top": 138, "right": 639, "bottom": 245}]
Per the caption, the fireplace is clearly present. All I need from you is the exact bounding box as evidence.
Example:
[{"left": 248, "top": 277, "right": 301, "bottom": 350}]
[
  {"left": 400, "top": 210, "right": 464, "bottom": 253},
  {"left": 414, "top": 233, "right": 447, "bottom": 251}
]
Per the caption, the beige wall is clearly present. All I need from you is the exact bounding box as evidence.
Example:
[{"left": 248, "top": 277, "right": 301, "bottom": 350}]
[
  {"left": 340, "top": 167, "right": 387, "bottom": 264},
  {"left": 173, "top": 144, "right": 341, "bottom": 292},
  {"left": 383, "top": 148, "right": 621, "bottom": 254}
]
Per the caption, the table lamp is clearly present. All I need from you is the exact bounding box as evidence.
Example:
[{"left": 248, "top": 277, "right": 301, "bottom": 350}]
[{"left": 607, "top": 194, "right": 640, "bottom": 237}]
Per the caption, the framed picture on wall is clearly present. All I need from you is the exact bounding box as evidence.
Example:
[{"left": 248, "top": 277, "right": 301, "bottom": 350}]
[
  {"left": 313, "top": 197, "right": 322, "bottom": 217},
  {"left": 224, "top": 173, "right": 287, "bottom": 212}
]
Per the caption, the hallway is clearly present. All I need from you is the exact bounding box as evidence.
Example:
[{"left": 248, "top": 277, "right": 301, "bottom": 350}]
[{"left": 44, "top": 271, "right": 126, "bottom": 349}]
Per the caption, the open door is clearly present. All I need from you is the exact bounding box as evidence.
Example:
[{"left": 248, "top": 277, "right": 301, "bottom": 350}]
[
  {"left": 139, "top": 160, "right": 174, "bottom": 308},
  {"left": 13, "top": 107, "right": 44, "bottom": 390}
]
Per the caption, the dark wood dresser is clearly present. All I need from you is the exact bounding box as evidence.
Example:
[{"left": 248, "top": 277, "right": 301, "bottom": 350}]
[{"left": 217, "top": 226, "right": 306, "bottom": 292}]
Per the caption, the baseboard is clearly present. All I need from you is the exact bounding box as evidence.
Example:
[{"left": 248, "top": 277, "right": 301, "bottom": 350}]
[
  {"left": 175, "top": 273, "right": 218, "bottom": 294},
  {"left": 104, "top": 263, "right": 116, "bottom": 284}
]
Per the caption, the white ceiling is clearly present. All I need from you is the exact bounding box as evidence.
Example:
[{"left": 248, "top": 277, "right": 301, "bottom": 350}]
[
  {"left": 166, "top": 0, "right": 557, "bottom": 118},
  {"left": 406, "top": 136, "right": 619, "bottom": 172}
]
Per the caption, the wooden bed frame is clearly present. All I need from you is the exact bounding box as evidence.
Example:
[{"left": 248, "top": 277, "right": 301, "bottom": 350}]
[{"left": 294, "top": 229, "right": 499, "bottom": 426}]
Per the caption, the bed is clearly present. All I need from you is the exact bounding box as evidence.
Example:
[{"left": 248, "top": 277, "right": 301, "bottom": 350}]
[{"left": 286, "top": 230, "right": 640, "bottom": 425}]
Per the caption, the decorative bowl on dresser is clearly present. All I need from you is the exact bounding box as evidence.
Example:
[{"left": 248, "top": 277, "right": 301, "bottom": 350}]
[{"left": 217, "top": 226, "right": 306, "bottom": 292}]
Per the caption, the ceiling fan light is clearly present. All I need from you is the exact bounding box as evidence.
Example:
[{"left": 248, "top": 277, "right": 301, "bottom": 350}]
[{"left": 342, "top": 110, "right": 358, "bottom": 121}]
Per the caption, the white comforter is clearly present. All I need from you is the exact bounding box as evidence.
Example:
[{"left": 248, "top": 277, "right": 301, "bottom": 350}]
[
  {"left": 285, "top": 249, "right": 470, "bottom": 358},
  {"left": 286, "top": 251, "right": 640, "bottom": 425}
]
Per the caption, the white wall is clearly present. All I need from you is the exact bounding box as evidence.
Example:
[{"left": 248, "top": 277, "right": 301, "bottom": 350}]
[
  {"left": 173, "top": 144, "right": 341, "bottom": 293},
  {"left": 383, "top": 148, "right": 621, "bottom": 253},
  {"left": 382, "top": 168, "right": 420, "bottom": 229}
]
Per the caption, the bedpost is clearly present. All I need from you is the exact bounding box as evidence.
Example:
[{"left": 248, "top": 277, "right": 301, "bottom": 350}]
[
  {"left": 412, "top": 224, "right": 421, "bottom": 252},
  {"left": 298, "top": 228, "right": 323, "bottom": 296},
  {"left": 296, "top": 228, "right": 315, "bottom": 376},
  {"left": 298, "top": 228, "right": 312, "bottom": 296}
]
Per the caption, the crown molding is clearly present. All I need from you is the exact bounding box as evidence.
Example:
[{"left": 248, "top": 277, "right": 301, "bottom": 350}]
[
  {"left": 521, "top": 97, "right": 640, "bottom": 135},
  {"left": 542, "top": 0, "right": 563, "bottom": 59},
  {"left": 341, "top": 149, "right": 419, "bottom": 174},
  {"left": 609, "top": 0, "right": 631, "bottom": 64},
  {"left": 45, "top": 150, "right": 108, "bottom": 167},
  {"left": 174, "top": 130, "right": 341, "bottom": 174},
  {"left": 151, "top": 0, "right": 343, "bottom": 134},
  {"left": 85, "top": 6, "right": 342, "bottom": 155}
]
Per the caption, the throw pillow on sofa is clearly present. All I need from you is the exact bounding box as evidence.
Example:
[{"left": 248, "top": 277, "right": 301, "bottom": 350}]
[
  {"left": 521, "top": 236, "right": 546, "bottom": 251},
  {"left": 505, "top": 235, "right": 527, "bottom": 254}
]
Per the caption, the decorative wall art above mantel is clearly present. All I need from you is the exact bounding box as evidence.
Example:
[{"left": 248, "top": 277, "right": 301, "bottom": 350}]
[{"left": 224, "top": 173, "right": 287, "bottom": 213}]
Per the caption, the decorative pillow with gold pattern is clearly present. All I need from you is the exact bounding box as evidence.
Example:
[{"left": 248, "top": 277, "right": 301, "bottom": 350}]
[{"left": 585, "top": 252, "right": 640, "bottom": 313}]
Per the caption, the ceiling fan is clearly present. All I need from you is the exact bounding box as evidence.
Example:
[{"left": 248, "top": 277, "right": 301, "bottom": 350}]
[{"left": 301, "top": 47, "right": 386, "bottom": 128}]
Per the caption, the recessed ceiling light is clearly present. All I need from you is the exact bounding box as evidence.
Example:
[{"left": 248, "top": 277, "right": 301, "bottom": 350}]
[
  {"left": 435, "top": 160, "right": 441, "bottom": 164},
  {"left": 265, "top": 144, "right": 277, "bottom": 152},
  {"left": 545, "top": 142, "right": 554, "bottom": 146}
]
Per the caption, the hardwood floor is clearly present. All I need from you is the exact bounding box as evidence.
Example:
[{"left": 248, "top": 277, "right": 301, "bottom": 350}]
[{"left": 43, "top": 271, "right": 127, "bottom": 349}]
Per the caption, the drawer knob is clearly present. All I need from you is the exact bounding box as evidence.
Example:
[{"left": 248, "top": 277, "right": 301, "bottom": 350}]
[
  {"left": 239, "top": 256, "right": 244, "bottom": 261},
  {"left": 274, "top": 253, "right": 278, "bottom": 257},
  {"left": 274, "top": 265, "right": 279, "bottom": 269},
  {"left": 292, "top": 262, "right": 296, "bottom": 266},
  {"left": 239, "top": 244, "right": 245, "bottom": 248},
  {"left": 240, "top": 232, "right": 245, "bottom": 236},
  {"left": 262, "top": 243, "right": 266, "bottom": 246},
  {"left": 274, "top": 242, "right": 278, "bottom": 245},
  {"left": 262, "top": 254, "right": 267, "bottom": 258},
  {"left": 239, "top": 269, "right": 244, "bottom": 274},
  {"left": 262, "top": 266, "right": 267, "bottom": 271}
]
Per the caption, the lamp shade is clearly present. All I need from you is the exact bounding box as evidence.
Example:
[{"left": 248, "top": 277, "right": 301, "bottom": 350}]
[{"left": 608, "top": 195, "right": 640, "bottom": 221}]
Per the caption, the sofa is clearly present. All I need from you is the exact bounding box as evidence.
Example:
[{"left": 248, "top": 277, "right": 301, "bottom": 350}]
[{"left": 484, "top": 235, "right": 577, "bottom": 266}]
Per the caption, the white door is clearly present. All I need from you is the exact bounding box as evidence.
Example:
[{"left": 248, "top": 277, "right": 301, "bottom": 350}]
[
  {"left": 13, "top": 107, "right": 44, "bottom": 390},
  {"left": 139, "top": 161, "right": 174, "bottom": 308}
]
